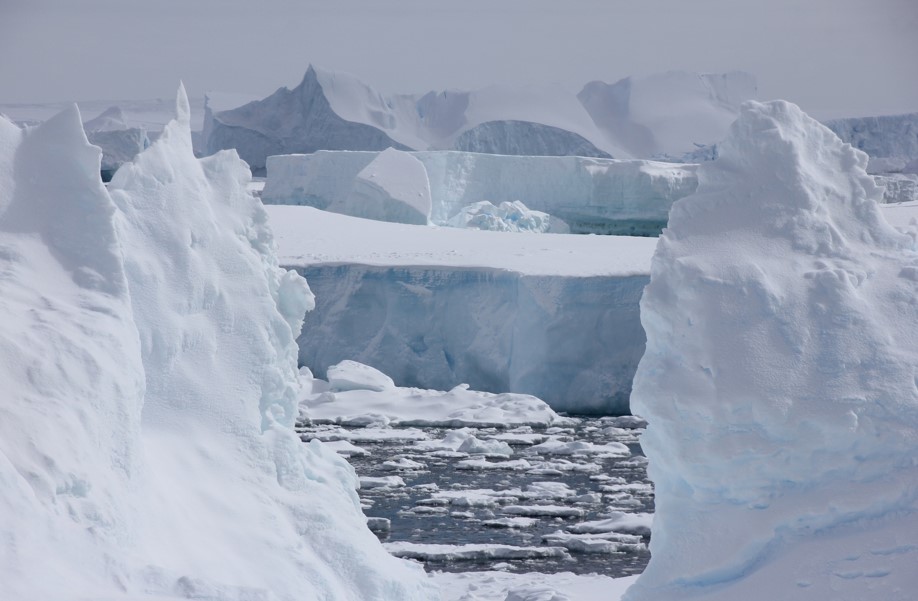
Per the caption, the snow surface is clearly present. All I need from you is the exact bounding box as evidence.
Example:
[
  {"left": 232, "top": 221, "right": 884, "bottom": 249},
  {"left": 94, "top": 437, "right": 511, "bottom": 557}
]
[
  {"left": 0, "top": 90, "right": 435, "bottom": 600},
  {"left": 206, "top": 65, "right": 756, "bottom": 170},
  {"left": 264, "top": 150, "right": 698, "bottom": 235},
  {"left": 268, "top": 205, "right": 655, "bottom": 413},
  {"left": 627, "top": 100, "right": 918, "bottom": 601}
]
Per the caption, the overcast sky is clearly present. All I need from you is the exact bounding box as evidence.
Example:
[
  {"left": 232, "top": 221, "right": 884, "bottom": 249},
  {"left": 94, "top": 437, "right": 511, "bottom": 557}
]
[{"left": 2, "top": 0, "right": 916, "bottom": 119}]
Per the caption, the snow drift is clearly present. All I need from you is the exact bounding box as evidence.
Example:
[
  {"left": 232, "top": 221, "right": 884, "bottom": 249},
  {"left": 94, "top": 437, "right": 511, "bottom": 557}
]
[
  {"left": 627, "top": 100, "right": 918, "bottom": 600},
  {"left": 206, "top": 65, "right": 756, "bottom": 171},
  {"left": 0, "top": 89, "right": 435, "bottom": 600},
  {"left": 264, "top": 150, "right": 697, "bottom": 235}
]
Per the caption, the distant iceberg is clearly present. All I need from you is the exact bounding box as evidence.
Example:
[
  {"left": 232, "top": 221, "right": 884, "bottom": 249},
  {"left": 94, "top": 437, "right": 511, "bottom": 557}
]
[{"left": 206, "top": 65, "right": 758, "bottom": 171}]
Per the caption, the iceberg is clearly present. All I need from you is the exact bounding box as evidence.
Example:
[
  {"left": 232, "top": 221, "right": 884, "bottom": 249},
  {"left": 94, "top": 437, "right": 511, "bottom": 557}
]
[
  {"left": 825, "top": 112, "right": 918, "bottom": 162},
  {"left": 206, "top": 65, "right": 757, "bottom": 171},
  {"left": 0, "top": 89, "right": 435, "bottom": 600},
  {"left": 328, "top": 147, "right": 432, "bottom": 224},
  {"left": 447, "top": 200, "right": 569, "bottom": 233},
  {"left": 267, "top": 205, "right": 657, "bottom": 414},
  {"left": 82, "top": 105, "right": 149, "bottom": 179},
  {"left": 264, "top": 150, "right": 698, "bottom": 235},
  {"left": 627, "top": 100, "right": 918, "bottom": 600}
]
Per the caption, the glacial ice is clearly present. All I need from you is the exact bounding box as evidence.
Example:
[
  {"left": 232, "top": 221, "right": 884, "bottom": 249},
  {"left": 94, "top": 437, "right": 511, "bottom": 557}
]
[
  {"left": 264, "top": 150, "right": 698, "bottom": 235},
  {"left": 626, "top": 100, "right": 918, "bottom": 601},
  {"left": 269, "top": 206, "right": 656, "bottom": 414},
  {"left": 0, "top": 91, "right": 435, "bottom": 600},
  {"left": 206, "top": 65, "right": 757, "bottom": 170}
]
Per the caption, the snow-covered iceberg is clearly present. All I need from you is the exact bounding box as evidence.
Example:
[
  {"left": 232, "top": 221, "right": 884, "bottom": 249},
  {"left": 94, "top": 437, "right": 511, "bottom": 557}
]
[
  {"left": 264, "top": 150, "right": 697, "bottom": 235},
  {"left": 627, "top": 100, "right": 918, "bottom": 600},
  {"left": 0, "top": 90, "right": 435, "bottom": 600},
  {"left": 206, "top": 65, "right": 756, "bottom": 171},
  {"left": 267, "top": 205, "right": 657, "bottom": 414}
]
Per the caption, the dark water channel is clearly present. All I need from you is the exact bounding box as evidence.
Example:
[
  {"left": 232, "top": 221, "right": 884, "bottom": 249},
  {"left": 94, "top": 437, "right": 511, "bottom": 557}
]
[{"left": 297, "top": 416, "right": 653, "bottom": 576}]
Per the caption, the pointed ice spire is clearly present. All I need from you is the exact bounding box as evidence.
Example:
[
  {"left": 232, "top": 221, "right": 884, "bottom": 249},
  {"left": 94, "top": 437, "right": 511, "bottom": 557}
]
[{"left": 176, "top": 81, "right": 191, "bottom": 127}]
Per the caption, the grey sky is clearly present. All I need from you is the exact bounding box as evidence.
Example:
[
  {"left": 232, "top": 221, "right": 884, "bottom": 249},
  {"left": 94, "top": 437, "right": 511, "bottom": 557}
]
[{"left": 2, "top": 0, "right": 916, "bottom": 119}]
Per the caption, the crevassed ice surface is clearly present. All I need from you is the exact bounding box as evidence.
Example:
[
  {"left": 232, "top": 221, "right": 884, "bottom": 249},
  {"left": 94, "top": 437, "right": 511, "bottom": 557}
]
[
  {"left": 264, "top": 150, "right": 697, "bottom": 236},
  {"left": 0, "top": 89, "right": 436, "bottom": 600},
  {"left": 626, "top": 100, "right": 918, "bottom": 601}
]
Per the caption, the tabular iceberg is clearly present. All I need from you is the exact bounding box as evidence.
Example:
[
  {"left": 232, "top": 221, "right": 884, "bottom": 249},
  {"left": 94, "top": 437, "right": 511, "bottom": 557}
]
[
  {"left": 627, "top": 100, "right": 918, "bottom": 600},
  {"left": 0, "top": 88, "right": 435, "bottom": 600},
  {"left": 826, "top": 112, "right": 918, "bottom": 163},
  {"left": 264, "top": 150, "right": 698, "bottom": 235},
  {"left": 266, "top": 205, "right": 658, "bottom": 414}
]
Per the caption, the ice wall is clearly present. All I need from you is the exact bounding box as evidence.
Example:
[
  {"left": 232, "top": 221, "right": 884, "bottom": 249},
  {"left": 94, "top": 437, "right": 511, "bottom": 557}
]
[
  {"left": 0, "top": 92, "right": 435, "bottom": 600},
  {"left": 292, "top": 264, "right": 647, "bottom": 415},
  {"left": 825, "top": 112, "right": 918, "bottom": 161},
  {"left": 627, "top": 100, "right": 918, "bottom": 600},
  {"left": 264, "top": 150, "right": 698, "bottom": 235}
]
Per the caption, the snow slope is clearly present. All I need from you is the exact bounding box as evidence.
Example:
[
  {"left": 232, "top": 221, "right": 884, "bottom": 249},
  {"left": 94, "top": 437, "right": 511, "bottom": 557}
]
[
  {"left": 267, "top": 205, "right": 656, "bottom": 413},
  {"left": 264, "top": 150, "right": 697, "bottom": 235},
  {"left": 206, "top": 65, "right": 756, "bottom": 170},
  {"left": 627, "top": 100, "right": 918, "bottom": 600},
  {"left": 0, "top": 91, "right": 435, "bottom": 600}
]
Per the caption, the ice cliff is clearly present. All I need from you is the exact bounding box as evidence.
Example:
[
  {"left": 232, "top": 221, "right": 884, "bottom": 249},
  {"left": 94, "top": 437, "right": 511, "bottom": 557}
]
[
  {"left": 264, "top": 150, "right": 698, "bottom": 235},
  {"left": 266, "top": 205, "right": 658, "bottom": 414},
  {"left": 206, "top": 65, "right": 757, "bottom": 170},
  {"left": 627, "top": 100, "right": 918, "bottom": 600},
  {"left": 0, "top": 89, "right": 435, "bottom": 600}
]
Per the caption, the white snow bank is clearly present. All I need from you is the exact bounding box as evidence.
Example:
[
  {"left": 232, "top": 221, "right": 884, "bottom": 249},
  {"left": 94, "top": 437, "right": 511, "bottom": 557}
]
[
  {"left": 270, "top": 206, "right": 654, "bottom": 413},
  {"left": 328, "top": 147, "right": 432, "bottom": 225},
  {"left": 447, "top": 199, "right": 569, "bottom": 233},
  {"left": 880, "top": 200, "right": 918, "bottom": 230},
  {"left": 0, "top": 90, "right": 435, "bottom": 600},
  {"left": 627, "top": 100, "right": 918, "bottom": 601},
  {"left": 264, "top": 150, "right": 698, "bottom": 235}
]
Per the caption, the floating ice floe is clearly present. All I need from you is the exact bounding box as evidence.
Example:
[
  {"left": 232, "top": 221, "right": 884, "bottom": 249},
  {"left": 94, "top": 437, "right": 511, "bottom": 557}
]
[
  {"left": 384, "top": 542, "right": 572, "bottom": 561},
  {"left": 528, "top": 439, "right": 631, "bottom": 456},
  {"left": 568, "top": 513, "right": 653, "bottom": 537},
  {"left": 501, "top": 505, "right": 586, "bottom": 518}
]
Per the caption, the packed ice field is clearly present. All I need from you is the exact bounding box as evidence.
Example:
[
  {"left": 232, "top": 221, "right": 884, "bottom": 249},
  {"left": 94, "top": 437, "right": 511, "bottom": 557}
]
[{"left": 1, "top": 67, "right": 917, "bottom": 601}]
